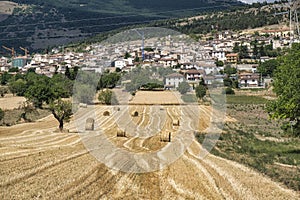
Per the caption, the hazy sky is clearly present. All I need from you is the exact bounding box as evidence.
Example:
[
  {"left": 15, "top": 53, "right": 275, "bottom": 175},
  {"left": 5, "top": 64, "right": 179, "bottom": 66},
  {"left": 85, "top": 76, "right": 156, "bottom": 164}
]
[{"left": 239, "top": 0, "right": 276, "bottom": 4}]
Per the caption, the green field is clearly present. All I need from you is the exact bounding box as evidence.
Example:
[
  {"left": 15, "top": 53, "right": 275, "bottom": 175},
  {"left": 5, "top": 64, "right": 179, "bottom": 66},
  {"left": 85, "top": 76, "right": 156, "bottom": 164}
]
[{"left": 226, "top": 95, "right": 268, "bottom": 104}]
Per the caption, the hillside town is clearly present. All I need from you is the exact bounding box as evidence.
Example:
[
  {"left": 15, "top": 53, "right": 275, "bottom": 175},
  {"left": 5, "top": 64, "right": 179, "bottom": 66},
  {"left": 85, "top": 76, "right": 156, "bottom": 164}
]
[
  {"left": 0, "top": 27, "right": 296, "bottom": 90},
  {"left": 1, "top": 1, "right": 300, "bottom": 199}
]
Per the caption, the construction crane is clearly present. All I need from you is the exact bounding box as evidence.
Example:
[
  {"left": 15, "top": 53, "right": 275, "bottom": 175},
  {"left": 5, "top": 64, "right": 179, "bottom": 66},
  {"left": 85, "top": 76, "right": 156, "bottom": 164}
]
[
  {"left": 2, "top": 46, "right": 15, "bottom": 58},
  {"left": 20, "top": 47, "right": 29, "bottom": 57},
  {"left": 134, "top": 29, "right": 145, "bottom": 61}
]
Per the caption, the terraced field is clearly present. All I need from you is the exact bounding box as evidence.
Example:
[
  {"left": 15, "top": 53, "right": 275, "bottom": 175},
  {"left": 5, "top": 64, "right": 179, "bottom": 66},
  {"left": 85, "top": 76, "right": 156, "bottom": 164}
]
[{"left": 0, "top": 95, "right": 299, "bottom": 199}]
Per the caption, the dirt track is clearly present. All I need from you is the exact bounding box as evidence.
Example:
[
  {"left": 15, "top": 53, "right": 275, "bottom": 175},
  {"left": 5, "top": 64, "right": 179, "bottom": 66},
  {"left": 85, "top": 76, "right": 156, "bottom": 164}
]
[{"left": 0, "top": 103, "right": 299, "bottom": 199}]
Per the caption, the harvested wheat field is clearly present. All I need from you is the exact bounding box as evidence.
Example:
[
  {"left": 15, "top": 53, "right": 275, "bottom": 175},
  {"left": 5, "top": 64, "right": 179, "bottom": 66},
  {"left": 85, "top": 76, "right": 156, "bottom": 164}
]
[
  {"left": 0, "top": 92, "right": 299, "bottom": 199},
  {"left": 129, "top": 91, "right": 183, "bottom": 105},
  {"left": 0, "top": 94, "right": 26, "bottom": 110}
]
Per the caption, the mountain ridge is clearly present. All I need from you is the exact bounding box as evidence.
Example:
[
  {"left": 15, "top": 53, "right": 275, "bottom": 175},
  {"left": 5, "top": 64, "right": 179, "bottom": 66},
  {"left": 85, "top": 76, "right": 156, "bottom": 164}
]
[{"left": 0, "top": 0, "right": 244, "bottom": 54}]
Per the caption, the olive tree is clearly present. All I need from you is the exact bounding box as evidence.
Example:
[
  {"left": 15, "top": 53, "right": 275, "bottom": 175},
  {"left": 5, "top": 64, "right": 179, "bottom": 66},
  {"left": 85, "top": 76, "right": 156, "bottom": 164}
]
[{"left": 49, "top": 99, "right": 73, "bottom": 132}]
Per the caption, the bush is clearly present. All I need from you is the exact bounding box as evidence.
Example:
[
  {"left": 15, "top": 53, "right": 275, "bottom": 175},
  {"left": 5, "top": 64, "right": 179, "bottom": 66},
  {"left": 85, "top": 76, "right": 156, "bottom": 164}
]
[
  {"left": 224, "top": 87, "right": 235, "bottom": 95},
  {"left": 177, "top": 82, "right": 191, "bottom": 94},
  {"left": 195, "top": 85, "right": 206, "bottom": 99},
  {"left": 0, "top": 108, "right": 4, "bottom": 121},
  {"left": 98, "top": 89, "right": 118, "bottom": 105},
  {"left": 0, "top": 87, "right": 8, "bottom": 97}
]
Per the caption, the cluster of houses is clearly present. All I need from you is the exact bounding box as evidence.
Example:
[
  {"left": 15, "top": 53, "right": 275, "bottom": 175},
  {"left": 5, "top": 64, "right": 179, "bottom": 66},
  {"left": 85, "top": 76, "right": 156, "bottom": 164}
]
[{"left": 0, "top": 28, "right": 290, "bottom": 89}]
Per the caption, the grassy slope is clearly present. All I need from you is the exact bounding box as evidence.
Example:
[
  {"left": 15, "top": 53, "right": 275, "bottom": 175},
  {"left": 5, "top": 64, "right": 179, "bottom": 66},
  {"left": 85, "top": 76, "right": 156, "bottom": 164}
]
[{"left": 197, "top": 95, "right": 300, "bottom": 191}]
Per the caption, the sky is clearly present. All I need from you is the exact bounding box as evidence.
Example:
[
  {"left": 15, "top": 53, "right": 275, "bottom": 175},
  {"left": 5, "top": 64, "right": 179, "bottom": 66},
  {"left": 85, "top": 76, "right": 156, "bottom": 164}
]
[{"left": 239, "top": 0, "right": 276, "bottom": 4}]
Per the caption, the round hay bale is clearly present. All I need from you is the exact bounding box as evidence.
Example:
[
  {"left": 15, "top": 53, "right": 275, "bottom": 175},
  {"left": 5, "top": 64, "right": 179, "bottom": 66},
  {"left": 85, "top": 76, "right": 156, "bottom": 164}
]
[
  {"left": 85, "top": 118, "right": 95, "bottom": 131},
  {"left": 79, "top": 103, "right": 87, "bottom": 108},
  {"left": 160, "top": 131, "right": 171, "bottom": 142},
  {"left": 114, "top": 107, "right": 120, "bottom": 111},
  {"left": 172, "top": 119, "right": 180, "bottom": 126},
  {"left": 103, "top": 111, "right": 110, "bottom": 116},
  {"left": 117, "top": 129, "right": 126, "bottom": 137},
  {"left": 131, "top": 111, "right": 138, "bottom": 117}
]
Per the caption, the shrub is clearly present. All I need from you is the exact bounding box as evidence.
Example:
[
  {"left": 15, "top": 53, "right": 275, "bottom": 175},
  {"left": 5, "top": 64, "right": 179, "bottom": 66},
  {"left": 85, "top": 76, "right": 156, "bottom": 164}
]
[
  {"left": 224, "top": 87, "right": 235, "bottom": 95},
  {"left": 0, "top": 108, "right": 4, "bottom": 121}
]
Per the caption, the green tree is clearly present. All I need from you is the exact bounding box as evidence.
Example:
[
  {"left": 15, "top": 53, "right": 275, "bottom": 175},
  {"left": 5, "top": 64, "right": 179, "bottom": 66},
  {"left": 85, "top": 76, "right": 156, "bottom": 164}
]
[
  {"left": 124, "top": 52, "right": 131, "bottom": 59},
  {"left": 224, "top": 87, "right": 235, "bottom": 95},
  {"left": 177, "top": 82, "right": 190, "bottom": 94},
  {"left": 98, "top": 89, "right": 118, "bottom": 105},
  {"left": 8, "top": 79, "right": 27, "bottom": 96},
  {"left": 257, "top": 59, "right": 279, "bottom": 77},
  {"left": 233, "top": 42, "right": 240, "bottom": 53},
  {"left": 8, "top": 67, "right": 19, "bottom": 72},
  {"left": 223, "top": 77, "right": 233, "bottom": 87},
  {"left": 195, "top": 85, "right": 206, "bottom": 100},
  {"left": 49, "top": 99, "right": 73, "bottom": 132},
  {"left": 65, "top": 66, "right": 71, "bottom": 79},
  {"left": 224, "top": 65, "right": 237, "bottom": 75},
  {"left": 215, "top": 60, "right": 224, "bottom": 67},
  {"left": 70, "top": 66, "right": 79, "bottom": 80},
  {"left": 50, "top": 74, "right": 73, "bottom": 98},
  {"left": 134, "top": 56, "right": 140, "bottom": 63},
  {"left": 266, "top": 43, "right": 300, "bottom": 136},
  {"left": 25, "top": 73, "right": 73, "bottom": 108},
  {"left": 25, "top": 74, "right": 54, "bottom": 108},
  {"left": 98, "top": 72, "right": 121, "bottom": 89},
  {"left": 0, "top": 72, "right": 12, "bottom": 85}
]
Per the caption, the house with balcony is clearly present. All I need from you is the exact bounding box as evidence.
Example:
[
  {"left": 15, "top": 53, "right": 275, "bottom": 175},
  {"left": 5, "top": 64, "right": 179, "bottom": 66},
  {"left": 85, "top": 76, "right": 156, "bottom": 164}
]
[
  {"left": 239, "top": 72, "right": 261, "bottom": 88},
  {"left": 226, "top": 53, "right": 239, "bottom": 64},
  {"left": 164, "top": 73, "right": 185, "bottom": 89},
  {"left": 184, "top": 69, "right": 204, "bottom": 82}
]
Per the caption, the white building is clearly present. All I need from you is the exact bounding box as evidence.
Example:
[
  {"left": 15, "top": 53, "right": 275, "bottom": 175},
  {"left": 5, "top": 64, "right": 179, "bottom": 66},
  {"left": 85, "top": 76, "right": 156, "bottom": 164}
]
[
  {"left": 164, "top": 73, "right": 185, "bottom": 89},
  {"left": 112, "top": 59, "right": 126, "bottom": 69},
  {"left": 210, "top": 51, "right": 226, "bottom": 62}
]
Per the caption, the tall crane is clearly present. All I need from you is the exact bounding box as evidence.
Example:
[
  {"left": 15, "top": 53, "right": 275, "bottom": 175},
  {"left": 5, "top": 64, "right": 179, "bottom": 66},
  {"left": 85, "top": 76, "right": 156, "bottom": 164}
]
[
  {"left": 2, "top": 46, "right": 15, "bottom": 58},
  {"left": 20, "top": 47, "right": 29, "bottom": 57},
  {"left": 134, "top": 29, "right": 145, "bottom": 61}
]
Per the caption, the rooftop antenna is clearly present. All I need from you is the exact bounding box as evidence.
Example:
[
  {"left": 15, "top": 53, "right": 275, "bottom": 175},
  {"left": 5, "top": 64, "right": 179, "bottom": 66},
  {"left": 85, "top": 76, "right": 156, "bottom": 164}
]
[{"left": 134, "top": 29, "right": 144, "bottom": 61}]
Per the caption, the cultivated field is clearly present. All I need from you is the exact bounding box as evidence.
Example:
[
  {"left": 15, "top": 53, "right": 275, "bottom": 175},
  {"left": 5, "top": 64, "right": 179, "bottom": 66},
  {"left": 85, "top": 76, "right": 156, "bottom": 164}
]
[
  {"left": 0, "top": 94, "right": 26, "bottom": 110},
  {"left": 0, "top": 91, "right": 299, "bottom": 199},
  {"left": 129, "top": 91, "right": 183, "bottom": 105}
]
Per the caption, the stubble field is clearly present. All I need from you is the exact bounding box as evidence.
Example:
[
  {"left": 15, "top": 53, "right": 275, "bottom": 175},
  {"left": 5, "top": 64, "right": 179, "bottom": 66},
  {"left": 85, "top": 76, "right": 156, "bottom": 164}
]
[{"left": 0, "top": 91, "right": 299, "bottom": 199}]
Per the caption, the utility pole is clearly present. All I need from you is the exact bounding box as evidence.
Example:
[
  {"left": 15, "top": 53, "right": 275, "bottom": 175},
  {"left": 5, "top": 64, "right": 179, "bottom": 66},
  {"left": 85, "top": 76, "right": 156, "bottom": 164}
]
[{"left": 273, "top": 0, "right": 300, "bottom": 45}]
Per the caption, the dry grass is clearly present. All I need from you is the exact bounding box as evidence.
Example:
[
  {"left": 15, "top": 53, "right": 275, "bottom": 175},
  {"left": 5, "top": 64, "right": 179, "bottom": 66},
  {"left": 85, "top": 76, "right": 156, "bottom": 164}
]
[
  {"left": 130, "top": 91, "right": 182, "bottom": 105},
  {"left": 0, "top": 105, "right": 299, "bottom": 199},
  {"left": 0, "top": 94, "right": 26, "bottom": 110}
]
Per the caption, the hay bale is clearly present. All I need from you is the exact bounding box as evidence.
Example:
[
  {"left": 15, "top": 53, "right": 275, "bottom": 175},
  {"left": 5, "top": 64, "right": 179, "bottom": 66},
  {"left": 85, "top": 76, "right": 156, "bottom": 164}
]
[
  {"left": 117, "top": 129, "right": 126, "bottom": 137},
  {"left": 114, "top": 107, "right": 120, "bottom": 111},
  {"left": 172, "top": 119, "right": 180, "bottom": 126},
  {"left": 85, "top": 118, "right": 95, "bottom": 131},
  {"left": 131, "top": 111, "right": 138, "bottom": 117},
  {"left": 79, "top": 103, "right": 87, "bottom": 108},
  {"left": 103, "top": 111, "right": 110, "bottom": 116},
  {"left": 160, "top": 131, "right": 171, "bottom": 142}
]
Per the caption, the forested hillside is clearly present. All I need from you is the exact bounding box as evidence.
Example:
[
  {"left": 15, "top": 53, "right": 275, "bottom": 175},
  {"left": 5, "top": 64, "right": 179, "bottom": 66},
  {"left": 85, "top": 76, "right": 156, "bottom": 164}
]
[
  {"left": 0, "top": 0, "right": 243, "bottom": 54},
  {"left": 155, "top": 2, "right": 286, "bottom": 35}
]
